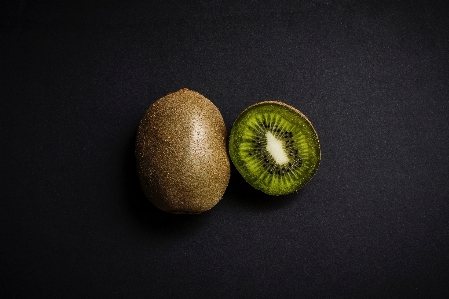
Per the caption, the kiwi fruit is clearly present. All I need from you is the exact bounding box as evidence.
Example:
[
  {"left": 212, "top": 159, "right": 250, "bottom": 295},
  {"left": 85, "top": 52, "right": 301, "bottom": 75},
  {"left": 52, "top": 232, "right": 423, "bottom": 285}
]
[
  {"left": 229, "top": 101, "right": 320, "bottom": 195},
  {"left": 135, "top": 88, "right": 230, "bottom": 214}
]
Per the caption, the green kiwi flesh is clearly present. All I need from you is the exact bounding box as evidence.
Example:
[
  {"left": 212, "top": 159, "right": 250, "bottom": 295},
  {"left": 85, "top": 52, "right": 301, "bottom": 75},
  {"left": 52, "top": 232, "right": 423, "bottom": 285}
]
[{"left": 229, "top": 101, "right": 321, "bottom": 195}]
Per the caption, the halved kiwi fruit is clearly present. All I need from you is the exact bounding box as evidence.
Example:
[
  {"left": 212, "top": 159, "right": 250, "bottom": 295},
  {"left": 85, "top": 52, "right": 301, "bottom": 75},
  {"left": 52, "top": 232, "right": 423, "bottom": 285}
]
[{"left": 229, "top": 101, "right": 321, "bottom": 195}]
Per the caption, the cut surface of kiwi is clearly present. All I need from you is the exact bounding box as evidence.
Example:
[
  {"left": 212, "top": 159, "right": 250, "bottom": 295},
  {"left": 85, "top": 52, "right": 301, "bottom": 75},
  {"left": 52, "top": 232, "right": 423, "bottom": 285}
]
[{"left": 229, "top": 101, "right": 321, "bottom": 196}]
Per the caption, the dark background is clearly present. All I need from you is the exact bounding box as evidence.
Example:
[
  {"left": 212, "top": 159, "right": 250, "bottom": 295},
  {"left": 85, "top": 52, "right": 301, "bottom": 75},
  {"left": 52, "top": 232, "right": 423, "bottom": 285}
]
[{"left": 1, "top": 1, "right": 449, "bottom": 298}]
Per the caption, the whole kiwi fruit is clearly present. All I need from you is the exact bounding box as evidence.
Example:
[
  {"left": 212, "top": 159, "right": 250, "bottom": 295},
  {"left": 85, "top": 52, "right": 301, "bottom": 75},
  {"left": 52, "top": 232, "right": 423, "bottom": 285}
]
[
  {"left": 229, "top": 101, "right": 321, "bottom": 196},
  {"left": 135, "top": 88, "right": 230, "bottom": 213}
]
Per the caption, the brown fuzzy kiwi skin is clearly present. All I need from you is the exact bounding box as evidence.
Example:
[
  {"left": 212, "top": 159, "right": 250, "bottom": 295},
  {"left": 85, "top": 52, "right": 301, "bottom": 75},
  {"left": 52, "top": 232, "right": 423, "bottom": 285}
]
[
  {"left": 135, "top": 88, "right": 230, "bottom": 214},
  {"left": 229, "top": 100, "right": 321, "bottom": 195}
]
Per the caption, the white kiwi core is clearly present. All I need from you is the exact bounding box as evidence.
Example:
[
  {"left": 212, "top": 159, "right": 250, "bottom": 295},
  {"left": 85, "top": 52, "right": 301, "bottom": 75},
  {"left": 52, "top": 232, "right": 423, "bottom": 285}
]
[{"left": 265, "top": 131, "right": 289, "bottom": 165}]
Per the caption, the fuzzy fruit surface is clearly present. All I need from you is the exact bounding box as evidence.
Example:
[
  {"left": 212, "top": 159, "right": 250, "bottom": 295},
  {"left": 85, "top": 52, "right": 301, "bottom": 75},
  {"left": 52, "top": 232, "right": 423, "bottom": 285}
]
[{"left": 135, "top": 89, "right": 230, "bottom": 213}]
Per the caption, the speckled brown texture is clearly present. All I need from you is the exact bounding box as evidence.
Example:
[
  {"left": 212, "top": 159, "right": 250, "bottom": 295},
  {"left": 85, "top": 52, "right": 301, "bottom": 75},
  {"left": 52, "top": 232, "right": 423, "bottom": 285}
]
[{"left": 135, "top": 88, "right": 230, "bottom": 213}]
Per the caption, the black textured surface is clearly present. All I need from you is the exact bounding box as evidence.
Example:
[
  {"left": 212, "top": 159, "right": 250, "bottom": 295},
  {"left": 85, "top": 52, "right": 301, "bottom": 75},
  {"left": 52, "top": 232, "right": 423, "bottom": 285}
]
[{"left": 1, "top": 1, "right": 449, "bottom": 298}]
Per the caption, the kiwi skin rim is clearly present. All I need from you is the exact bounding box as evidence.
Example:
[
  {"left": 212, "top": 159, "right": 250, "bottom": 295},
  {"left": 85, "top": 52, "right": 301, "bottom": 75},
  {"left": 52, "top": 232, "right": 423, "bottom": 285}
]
[{"left": 229, "top": 101, "right": 321, "bottom": 196}]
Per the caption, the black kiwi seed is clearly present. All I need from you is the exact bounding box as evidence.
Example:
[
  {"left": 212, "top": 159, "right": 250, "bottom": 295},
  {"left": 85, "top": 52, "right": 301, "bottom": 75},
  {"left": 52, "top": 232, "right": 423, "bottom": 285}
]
[{"left": 229, "top": 101, "right": 321, "bottom": 196}]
